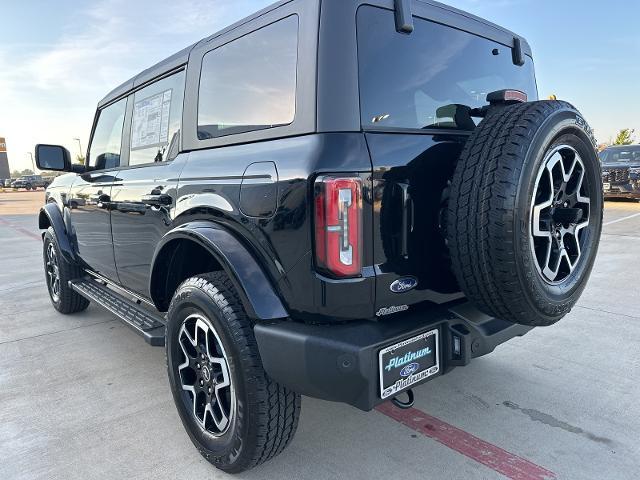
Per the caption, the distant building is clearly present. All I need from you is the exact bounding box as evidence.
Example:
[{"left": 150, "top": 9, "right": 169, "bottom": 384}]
[{"left": 0, "top": 137, "right": 11, "bottom": 180}]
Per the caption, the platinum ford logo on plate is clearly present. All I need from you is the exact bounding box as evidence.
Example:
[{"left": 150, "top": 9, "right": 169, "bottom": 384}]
[
  {"left": 390, "top": 277, "right": 418, "bottom": 293},
  {"left": 400, "top": 362, "right": 420, "bottom": 377}
]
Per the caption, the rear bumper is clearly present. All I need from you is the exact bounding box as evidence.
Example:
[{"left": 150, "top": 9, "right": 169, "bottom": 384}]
[{"left": 254, "top": 302, "right": 532, "bottom": 411}]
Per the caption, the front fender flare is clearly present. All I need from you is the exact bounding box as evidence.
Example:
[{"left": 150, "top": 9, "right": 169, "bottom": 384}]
[
  {"left": 38, "top": 203, "right": 76, "bottom": 262},
  {"left": 151, "top": 221, "right": 288, "bottom": 320}
]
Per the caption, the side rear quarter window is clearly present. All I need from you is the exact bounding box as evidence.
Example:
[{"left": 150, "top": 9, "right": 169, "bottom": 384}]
[
  {"left": 129, "top": 70, "right": 186, "bottom": 166},
  {"left": 88, "top": 98, "right": 127, "bottom": 170},
  {"left": 197, "top": 15, "right": 299, "bottom": 140}
]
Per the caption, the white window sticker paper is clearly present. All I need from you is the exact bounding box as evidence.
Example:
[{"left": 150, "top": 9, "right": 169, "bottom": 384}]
[{"left": 131, "top": 89, "right": 172, "bottom": 150}]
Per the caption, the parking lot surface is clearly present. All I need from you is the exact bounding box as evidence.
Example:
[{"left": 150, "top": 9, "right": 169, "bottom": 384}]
[{"left": 1, "top": 191, "right": 639, "bottom": 480}]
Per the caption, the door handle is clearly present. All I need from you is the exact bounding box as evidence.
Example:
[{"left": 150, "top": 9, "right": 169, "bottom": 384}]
[{"left": 141, "top": 194, "right": 173, "bottom": 206}]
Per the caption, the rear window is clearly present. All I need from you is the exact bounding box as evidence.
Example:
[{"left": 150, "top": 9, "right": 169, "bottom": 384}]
[
  {"left": 357, "top": 6, "right": 538, "bottom": 131},
  {"left": 197, "top": 15, "right": 298, "bottom": 140}
]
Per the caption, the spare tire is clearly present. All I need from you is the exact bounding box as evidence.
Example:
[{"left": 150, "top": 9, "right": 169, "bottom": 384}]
[{"left": 447, "top": 101, "right": 603, "bottom": 326}]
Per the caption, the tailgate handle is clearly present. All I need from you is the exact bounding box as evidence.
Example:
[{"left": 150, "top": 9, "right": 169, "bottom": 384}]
[{"left": 398, "top": 183, "right": 413, "bottom": 258}]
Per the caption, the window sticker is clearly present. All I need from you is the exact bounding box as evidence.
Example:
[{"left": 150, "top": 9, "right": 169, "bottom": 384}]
[{"left": 131, "top": 89, "right": 172, "bottom": 150}]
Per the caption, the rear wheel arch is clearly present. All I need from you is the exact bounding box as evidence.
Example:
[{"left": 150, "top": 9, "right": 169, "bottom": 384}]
[
  {"left": 150, "top": 238, "right": 223, "bottom": 312},
  {"left": 150, "top": 222, "right": 288, "bottom": 320}
]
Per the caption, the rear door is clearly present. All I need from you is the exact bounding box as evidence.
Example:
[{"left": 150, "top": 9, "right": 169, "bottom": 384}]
[
  {"left": 109, "top": 70, "right": 187, "bottom": 296},
  {"left": 68, "top": 98, "right": 126, "bottom": 280},
  {"left": 356, "top": 5, "right": 539, "bottom": 311}
]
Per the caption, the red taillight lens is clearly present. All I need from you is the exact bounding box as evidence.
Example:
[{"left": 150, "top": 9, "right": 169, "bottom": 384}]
[{"left": 314, "top": 176, "right": 362, "bottom": 278}]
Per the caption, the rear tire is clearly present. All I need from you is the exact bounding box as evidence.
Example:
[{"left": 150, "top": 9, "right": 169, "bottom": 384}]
[
  {"left": 43, "top": 227, "right": 90, "bottom": 314},
  {"left": 166, "top": 272, "right": 301, "bottom": 473},
  {"left": 447, "top": 101, "right": 603, "bottom": 326}
]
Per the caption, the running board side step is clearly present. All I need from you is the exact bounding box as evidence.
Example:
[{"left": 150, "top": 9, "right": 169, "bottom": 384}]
[{"left": 69, "top": 278, "right": 166, "bottom": 346}]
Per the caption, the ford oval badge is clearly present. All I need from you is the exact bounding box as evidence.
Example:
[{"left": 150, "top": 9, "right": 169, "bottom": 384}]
[
  {"left": 400, "top": 362, "right": 420, "bottom": 377},
  {"left": 390, "top": 277, "right": 418, "bottom": 293}
]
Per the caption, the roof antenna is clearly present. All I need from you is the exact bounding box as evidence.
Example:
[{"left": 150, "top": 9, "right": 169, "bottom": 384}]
[
  {"left": 394, "top": 0, "right": 414, "bottom": 34},
  {"left": 512, "top": 37, "right": 525, "bottom": 66}
]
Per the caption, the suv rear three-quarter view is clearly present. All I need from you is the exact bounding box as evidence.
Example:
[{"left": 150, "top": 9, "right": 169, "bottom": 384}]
[{"left": 33, "top": 0, "right": 603, "bottom": 473}]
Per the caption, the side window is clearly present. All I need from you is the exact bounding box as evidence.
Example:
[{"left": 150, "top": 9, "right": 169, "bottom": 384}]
[
  {"left": 197, "top": 15, "right": 298, "bottom": 140},
  {"left": 88, "top": 98, "right": 127, "bottom": 170},
  {"left": 129, "top": 70, "right": 185, "bottom": 166}
]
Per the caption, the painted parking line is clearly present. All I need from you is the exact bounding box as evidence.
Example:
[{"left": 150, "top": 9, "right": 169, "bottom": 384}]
[
  {"left": 0, "top": 217, "right": 42, "bottom": 241},
  {"left": 603, "top": 212, "right": 640, "bottom": 227},
  {"left": 376, "top": 402, "right": 556, "bottom": 480}
]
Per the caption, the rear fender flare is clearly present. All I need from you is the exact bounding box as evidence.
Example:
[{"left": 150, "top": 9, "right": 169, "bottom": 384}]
[{"left": 150, "top": 221, "right": 288, "bottom": 320}]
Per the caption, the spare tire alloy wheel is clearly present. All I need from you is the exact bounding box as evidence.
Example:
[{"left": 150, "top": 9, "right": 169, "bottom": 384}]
[
  {"left": 531, "top": 145, "right": 591, "bottom": 284},
  {"left": 177, "top": 313, "right": 235, "bottom": 436},
  {"left": 447, "top": 101, "right": 603, "bottom": 327}
]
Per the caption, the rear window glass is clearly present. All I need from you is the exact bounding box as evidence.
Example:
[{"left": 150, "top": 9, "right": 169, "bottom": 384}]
[
  {"left": 357, "top": 6, "right": 538, "bottom": 131},
  {"left": 197, "top": 15, "right": 298, "bottom": 140}
]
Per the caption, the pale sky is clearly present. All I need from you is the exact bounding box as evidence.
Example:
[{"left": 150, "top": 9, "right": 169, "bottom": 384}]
[{"left": 1, "top": 0, "right": 638, "bottom": 172}]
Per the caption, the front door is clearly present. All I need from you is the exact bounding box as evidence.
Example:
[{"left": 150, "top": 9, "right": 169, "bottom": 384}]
[
  {"left": 68, "top": 97, "right": 127, "bottom": 281},
  {"left": 109, "top": 70, "right": 186, "bottom": 297},
  {"left": 68, "top": 171, "right": 119, "bottom": 280}
]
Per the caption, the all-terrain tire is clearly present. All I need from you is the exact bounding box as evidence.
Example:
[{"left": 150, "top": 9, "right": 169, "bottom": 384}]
[
  {"left": 447, "top": 101, "right": 603, "bottom": 326},
  {"left": 43, "top": 227, "right": 90, "bottom": 314},
  {"left": 166, "top": 272, "right": 301, "bottom": 473}
]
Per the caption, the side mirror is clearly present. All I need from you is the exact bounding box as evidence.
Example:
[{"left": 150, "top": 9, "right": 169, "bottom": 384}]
[{"left": 35, "top": 144, "right": 72, "bottom": 172}]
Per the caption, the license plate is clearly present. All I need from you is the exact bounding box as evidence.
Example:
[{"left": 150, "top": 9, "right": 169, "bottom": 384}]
[
  {"left": 603, "top": 182, "right": 611, "bottom": 190},
  {"left": 379, "top": 329, "right": 439, "bottom": 399}
]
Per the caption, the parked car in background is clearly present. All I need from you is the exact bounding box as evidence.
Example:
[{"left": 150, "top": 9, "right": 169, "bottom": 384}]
[
  {"left": 600, "top": 145, "right": 640, "bottom": 200},
  {"left": 3, "top": 179, "right": 11, "bottom": 188},
  {"left": 10, "top": 174, "right": 48, "bottom": 190}
]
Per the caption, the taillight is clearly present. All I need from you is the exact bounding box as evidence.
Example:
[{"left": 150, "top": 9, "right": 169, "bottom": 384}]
[{"left": 314, "top": 175, "right": 363, "bottom": 278}]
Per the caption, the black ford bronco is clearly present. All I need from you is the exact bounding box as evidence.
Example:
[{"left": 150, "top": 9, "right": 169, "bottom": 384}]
[{"left": 35, "top": 0, "right": 603, "bottom": 473}]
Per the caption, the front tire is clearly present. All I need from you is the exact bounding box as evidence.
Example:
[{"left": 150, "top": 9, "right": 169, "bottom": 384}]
[
  {"left": 166, "top": 272, "right": 301, "bottom": 473},
  {"left": 43, "top": 227, "right": 90, "bottom": 314}
]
